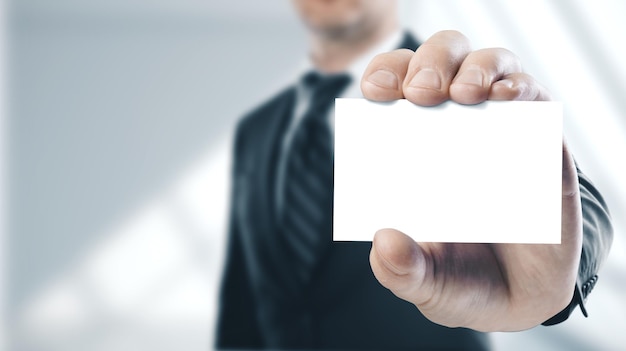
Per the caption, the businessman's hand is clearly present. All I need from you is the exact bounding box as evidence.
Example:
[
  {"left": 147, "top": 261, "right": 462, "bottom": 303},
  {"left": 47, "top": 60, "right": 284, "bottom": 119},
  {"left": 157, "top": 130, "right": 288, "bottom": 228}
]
[{"left": 362, "top": 30, "right": 583, "bottom": 332}]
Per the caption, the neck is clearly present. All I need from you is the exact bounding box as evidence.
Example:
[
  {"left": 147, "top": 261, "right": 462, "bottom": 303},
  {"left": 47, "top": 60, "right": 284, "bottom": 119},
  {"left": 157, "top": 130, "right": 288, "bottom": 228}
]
[{"left": 309, "top": 17, "right": 398, "bottom": 74}]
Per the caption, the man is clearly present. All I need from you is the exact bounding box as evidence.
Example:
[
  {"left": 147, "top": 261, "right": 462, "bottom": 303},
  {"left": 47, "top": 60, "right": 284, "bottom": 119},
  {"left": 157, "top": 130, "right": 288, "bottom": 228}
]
[{"left": 216, "top": 0, "right": 613, "bottom": 349}]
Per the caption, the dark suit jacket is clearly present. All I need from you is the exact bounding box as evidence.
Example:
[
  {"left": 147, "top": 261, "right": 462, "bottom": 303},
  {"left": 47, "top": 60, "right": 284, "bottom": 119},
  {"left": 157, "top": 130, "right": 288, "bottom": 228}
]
[{"left": 215, "top": 33, "right": 613, "bottom": 350}]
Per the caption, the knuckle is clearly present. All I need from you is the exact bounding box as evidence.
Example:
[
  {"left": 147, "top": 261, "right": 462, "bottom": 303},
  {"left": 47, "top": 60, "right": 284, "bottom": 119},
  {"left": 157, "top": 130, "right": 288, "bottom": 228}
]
[
  {"left": 434, "top": 29, "right": 470, "bottom": 43},
  {"left": 370, "top": 51, "right": 393, "bottom": 65},
  {"left": 421, "top": 31, "right": 472, "bottom": 58},
  {"left": 466, "top": 48, "right": 522, "bottom": 73},
  {"left": 371, "top": 48, "right": 413, "bottom": 64}
]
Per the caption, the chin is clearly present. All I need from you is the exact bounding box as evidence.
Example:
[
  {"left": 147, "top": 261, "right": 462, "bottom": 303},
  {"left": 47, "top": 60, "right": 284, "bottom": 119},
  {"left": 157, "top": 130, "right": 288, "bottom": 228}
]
[{"left": 296, "top": 1, "right": 361, "bottom": 29}]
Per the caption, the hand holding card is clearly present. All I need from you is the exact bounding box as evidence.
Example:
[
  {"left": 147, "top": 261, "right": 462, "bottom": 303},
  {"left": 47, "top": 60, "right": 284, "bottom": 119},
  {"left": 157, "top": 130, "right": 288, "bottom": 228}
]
[{"left": 351, "top": 30, "right": 588, "bottom": 333}]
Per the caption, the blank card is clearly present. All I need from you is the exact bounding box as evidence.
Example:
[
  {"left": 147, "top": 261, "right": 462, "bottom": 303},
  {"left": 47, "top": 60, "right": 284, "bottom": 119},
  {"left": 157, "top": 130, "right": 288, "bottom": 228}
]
[{"left": 333, "top": 99, "right": 562, "bottom": 243}]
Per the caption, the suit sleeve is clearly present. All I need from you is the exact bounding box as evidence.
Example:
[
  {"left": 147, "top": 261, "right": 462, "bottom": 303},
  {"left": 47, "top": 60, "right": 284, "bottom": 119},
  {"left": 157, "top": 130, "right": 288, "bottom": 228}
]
[
  {"left": 542, "top": 166, "right": 613, "bottom": 325},
  {"left": 215, "top": 123, "right": 263, "bottom": 348}
]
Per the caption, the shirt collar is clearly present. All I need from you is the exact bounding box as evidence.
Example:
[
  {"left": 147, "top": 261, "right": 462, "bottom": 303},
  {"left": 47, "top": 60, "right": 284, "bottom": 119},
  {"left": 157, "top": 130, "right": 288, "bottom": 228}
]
[
  {"left": 297, "top": 29, "right": 404, "bottom": 98},
  {"left": 345, "top": 29, "right": 403, "bottom": 89}
]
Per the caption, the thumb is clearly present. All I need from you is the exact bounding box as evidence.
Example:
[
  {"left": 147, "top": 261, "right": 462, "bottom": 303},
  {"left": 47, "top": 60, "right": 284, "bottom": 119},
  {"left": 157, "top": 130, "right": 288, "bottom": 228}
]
[
  {"left": 561, "top": 138, "right": 583, "bottom": 253},
  {"left": 369, "top": 228, "right": 434, "bottom": 305},
  {"left": 561, "top": 139, "right": 579, "bottom": 200}
]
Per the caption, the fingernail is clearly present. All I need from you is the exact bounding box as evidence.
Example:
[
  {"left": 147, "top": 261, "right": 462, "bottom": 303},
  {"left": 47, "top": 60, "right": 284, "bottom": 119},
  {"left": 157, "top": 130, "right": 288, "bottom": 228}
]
[
  {"left": 367, "top": 69, "right": 399, "bottom": 89},
  {"left": 454, "top": 68, "right": 484, "bottom": 86},
  {"left": 408, "top": 68, "right": 442, "bottom": 90}
]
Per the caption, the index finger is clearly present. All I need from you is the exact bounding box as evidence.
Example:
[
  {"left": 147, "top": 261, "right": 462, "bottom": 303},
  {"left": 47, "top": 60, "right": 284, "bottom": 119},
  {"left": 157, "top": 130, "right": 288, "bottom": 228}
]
[{"left": 361, "top": 48, "right": 414, "bottom": 101}]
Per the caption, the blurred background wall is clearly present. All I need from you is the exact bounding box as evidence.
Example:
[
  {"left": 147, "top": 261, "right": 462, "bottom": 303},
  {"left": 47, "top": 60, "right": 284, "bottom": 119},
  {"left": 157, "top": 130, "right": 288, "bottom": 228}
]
[{"left": 5, "top": 1, "right": 625, "bottom": 350}]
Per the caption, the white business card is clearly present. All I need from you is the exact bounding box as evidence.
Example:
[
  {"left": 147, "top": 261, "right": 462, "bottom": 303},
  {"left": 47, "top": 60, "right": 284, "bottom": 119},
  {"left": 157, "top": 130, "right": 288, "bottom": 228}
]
[{"left": 333, "top": 99, "right": 562, "bottom": 243}]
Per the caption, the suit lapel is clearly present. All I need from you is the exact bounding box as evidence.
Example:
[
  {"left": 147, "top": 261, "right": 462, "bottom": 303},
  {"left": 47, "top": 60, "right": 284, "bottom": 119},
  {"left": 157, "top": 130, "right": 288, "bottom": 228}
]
[
  {"left": 252, "top": 92, "right": 294, "bottom": 232},
  {"left": 238, "top": 87, "right": 299, "bottom": 296}
]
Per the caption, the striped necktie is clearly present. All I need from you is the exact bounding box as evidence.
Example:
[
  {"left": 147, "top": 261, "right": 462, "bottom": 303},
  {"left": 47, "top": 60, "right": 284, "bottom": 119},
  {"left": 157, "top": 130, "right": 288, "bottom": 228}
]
[{"left": 281, "top": 71, "right": 351, "bottom": 287}]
